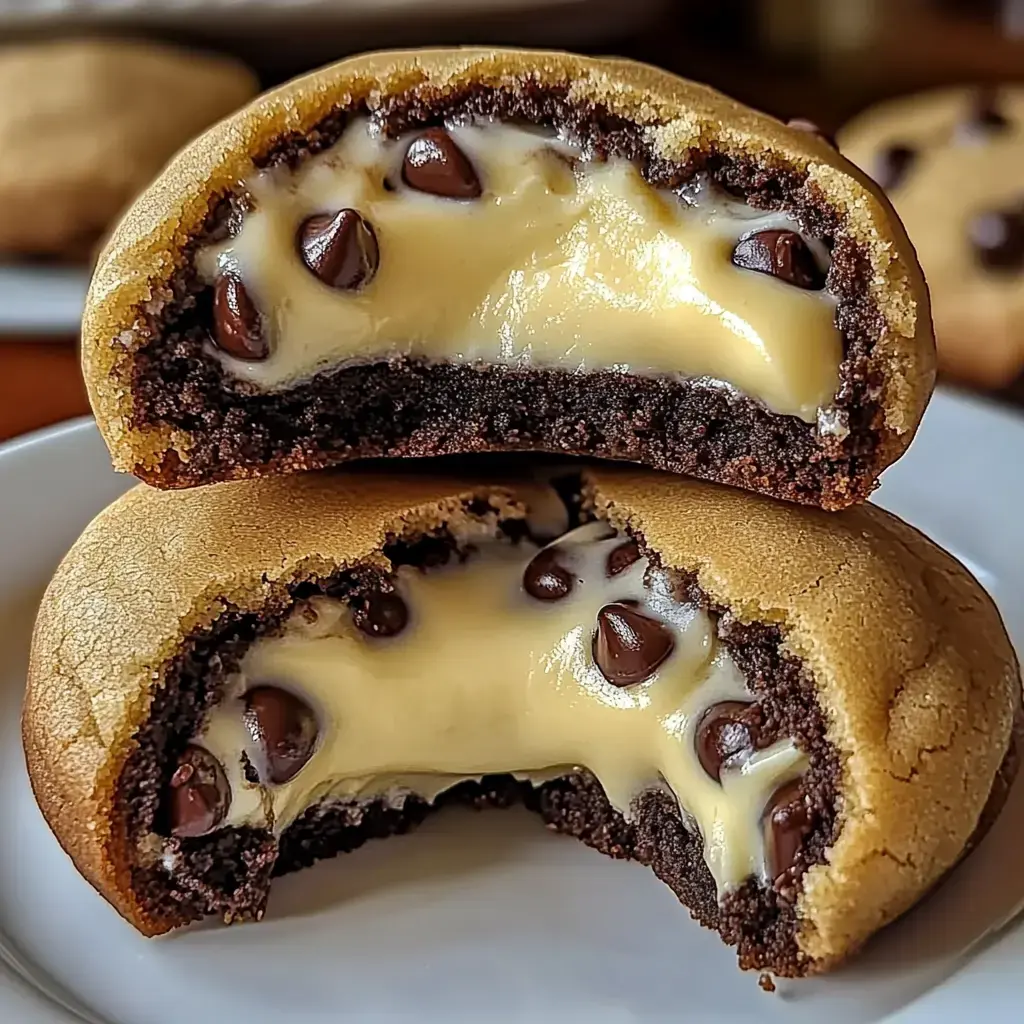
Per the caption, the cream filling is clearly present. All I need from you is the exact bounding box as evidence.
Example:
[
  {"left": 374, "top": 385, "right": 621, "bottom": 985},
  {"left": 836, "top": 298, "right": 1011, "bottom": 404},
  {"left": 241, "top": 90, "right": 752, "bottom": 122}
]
[
  {"left": 199, "top": 120, "right": 841, "bottom": 423},
  {"left": 196, "top": 522, "right": 805, "bottom": 894}
]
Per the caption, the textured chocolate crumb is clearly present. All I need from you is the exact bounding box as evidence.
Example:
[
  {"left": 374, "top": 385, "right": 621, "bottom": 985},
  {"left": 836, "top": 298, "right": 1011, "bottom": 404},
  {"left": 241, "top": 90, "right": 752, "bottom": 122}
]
[{"left": 123, "top": 82, "right": 886, "bottom": 508}]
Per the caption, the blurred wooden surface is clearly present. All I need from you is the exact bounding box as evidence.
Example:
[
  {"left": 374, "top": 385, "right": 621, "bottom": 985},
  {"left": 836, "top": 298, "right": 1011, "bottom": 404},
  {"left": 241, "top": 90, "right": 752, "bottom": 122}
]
[{"left": 0, "top": 340, "right": 89, "bottom": 442}]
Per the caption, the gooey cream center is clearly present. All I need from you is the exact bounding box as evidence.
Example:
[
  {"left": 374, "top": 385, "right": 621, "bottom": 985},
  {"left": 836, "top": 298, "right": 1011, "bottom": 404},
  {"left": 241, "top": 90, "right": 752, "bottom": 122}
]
[
  {"left": 198, "top": 523, "right": 805, "bottom": 894},
  {"left": 199, "top": 120, "right": 840, "bottom": 423}
]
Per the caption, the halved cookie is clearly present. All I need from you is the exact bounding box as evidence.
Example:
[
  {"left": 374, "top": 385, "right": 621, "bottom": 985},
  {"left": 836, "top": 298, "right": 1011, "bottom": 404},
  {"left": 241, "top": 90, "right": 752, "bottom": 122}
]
[
  {"left": 24, "top": 466, "right": 1019, "bottom": 976},
  {"left": 82, "top": 48, "right": 934, "bottom": 509}
]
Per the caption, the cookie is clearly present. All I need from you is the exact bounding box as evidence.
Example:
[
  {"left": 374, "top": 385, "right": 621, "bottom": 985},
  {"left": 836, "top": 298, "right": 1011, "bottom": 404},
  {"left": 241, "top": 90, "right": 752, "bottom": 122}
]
[
  {"left": 81, "top": 48, "right": 934, "bottom": 509},
  {"left": 839, "top": 86, "right": 1024, "bottom": 389},
  {"left": 0, "top": 39, "right": 256, "bottom": 259},
  {"left": 24, "top": 466, "right": 1019, "bottom": 976}
]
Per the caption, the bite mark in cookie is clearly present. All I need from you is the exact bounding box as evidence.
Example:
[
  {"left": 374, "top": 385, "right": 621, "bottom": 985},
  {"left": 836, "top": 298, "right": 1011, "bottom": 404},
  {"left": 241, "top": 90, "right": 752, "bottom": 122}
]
[{"left": 182, "top": 518, "right": 807, "bottom": 897}]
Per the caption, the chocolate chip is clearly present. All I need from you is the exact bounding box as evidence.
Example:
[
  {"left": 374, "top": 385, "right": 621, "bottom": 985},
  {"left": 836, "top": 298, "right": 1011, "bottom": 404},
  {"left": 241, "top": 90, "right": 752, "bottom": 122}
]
[
  {"left": 213, "top": 275, "right": 268, "bottom": 361},
  {"left": 695, "top": 701, "right": 765, "bottom": 781},
  {"left": 244, "top": 686, "right": 318, "bottom": 784},
  {"left": 298, "top": 209, "right": 379, "bottom": 290},
  {"left": 873, "top": 144, "right": 916, "bottom": 192},
  {"left": 731, "top": 229, "right": 825, "bottom": 290},
  {"left": 352, "top": 589, "right": 409, "bottom": 637},
  {"left": 386, "top": 533, "right": 455, "bottom": 571},
  {"left": 956, "top": 86, "right": 1010, "bottom": 143},
  {"left": 766, "top": 779, "right": 814, "bottom": 883},
  {"left": 786, "top": 118, "right": 837, "bottom": 149},
  {"left": 523, "top": 547, "right": 574, "bottom": 601},
  {"left": 402, "top": 128, "right": 482, "bottom": 199},
  {"left": 606, "top": 540, "right": 641, "bottom": 577},
  {"left": 413, "top": 537, "right": 452, "bottom": 570},
  {"left": 969, "top": 203, "right": 1024, "bottom": 271},
  {"left": 593, "top": 603, "right": 675, "bottom": 686},
  {"left": 169, "top": 745, "right": 230, "bottom": 838}
]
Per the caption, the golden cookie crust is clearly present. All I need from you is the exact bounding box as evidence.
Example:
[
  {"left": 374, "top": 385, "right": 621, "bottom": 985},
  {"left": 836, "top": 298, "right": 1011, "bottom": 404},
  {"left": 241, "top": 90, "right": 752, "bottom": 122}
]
[
  {"left": 0, "top": 39, "right": 257, "bottom": 258},
  {"left": 23, "top": 467, "right": 1018, "bottom": 969},
  {"left": 839, "top": 86, "right": 1024, "bottom": 389},
  {"left": 80, "top": 47, "right": 934, "bottom": 485}
]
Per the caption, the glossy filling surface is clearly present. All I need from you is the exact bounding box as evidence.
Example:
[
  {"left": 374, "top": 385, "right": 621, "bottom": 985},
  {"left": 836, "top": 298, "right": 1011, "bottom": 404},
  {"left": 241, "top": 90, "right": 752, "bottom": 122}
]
[
  {"left": 199, "top": 120, "right": 841, "bottom": 422},
  {"left": 171, "top": 521, "right": 807, "bottom": 896}
]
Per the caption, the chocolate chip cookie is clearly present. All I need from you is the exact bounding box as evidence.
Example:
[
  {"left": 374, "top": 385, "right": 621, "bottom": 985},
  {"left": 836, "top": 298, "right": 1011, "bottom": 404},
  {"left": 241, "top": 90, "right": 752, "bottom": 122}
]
[
  {"left": 0, "top": 39, "right": 256, "bottom": 259},
  {"left": 81, "top": 48, "right": 934, "bottom": 509},
  {"left": 24, "top": 466, "right": 1020, "bottom": 976},
  {"left": 839, "top": 86, "right": 1024, "bottom": 389}
]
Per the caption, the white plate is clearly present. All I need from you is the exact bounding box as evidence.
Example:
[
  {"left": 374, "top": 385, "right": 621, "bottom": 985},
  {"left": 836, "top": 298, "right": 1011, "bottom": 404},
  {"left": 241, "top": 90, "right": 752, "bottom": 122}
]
[
  {"left": 1, "top": 389, "right": 1023, "bottom": 1023},
  {"left": 0, "top": 265, "right": 89, "bottom": 335}
]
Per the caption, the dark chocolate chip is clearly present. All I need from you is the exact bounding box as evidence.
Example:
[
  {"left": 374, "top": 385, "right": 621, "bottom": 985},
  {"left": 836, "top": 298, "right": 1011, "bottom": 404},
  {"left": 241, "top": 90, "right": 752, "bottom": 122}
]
[
  {"left": 606, "top": 540, "right": 641, "bottom": 577},
  {"left": 352, "top": 589, "right": 409, "bottom": 637},
  {"left": 873, "top": 144, "right": 916, "bottom": 192},
  {"left": 786, "top": 118, "right": 837, "bottom": 149},
  {"left": 298, "top": 209, "right": 379, "bottom": 290},
  {"left": 402, "top": 128, "right": 482, "bottom": 199},
  {"left": 956, "top": 86, "right": 1010, "bottom": 143},
  {"left": 241, "top": 751, "right": 260, "bottom": 785},
  {"left": 414, "top": 536, "right": 454, "bottom": 569},
  {"left": 244, "top": 686, "right": 318, "bottom": 784},
  {"left": 213, "top": 275, "right": 268, "bottom": 361},
  {"left": 169, "top": 745, "right": 230, "bottom": 838},
  {"left": 732, "top": 229, "right": 825, "bottom": 290},
  {"left": 766, "top": 779, "right": 814, "bottom": 883},
  {"left": 968, "top": 203, "right": 1024, "bottom": 271},
  {"left": 695, "top": 701, "right": 765, "bottom": 781},
  {"left": 593, "top": 603, "right": 675, "bottom": 686},
  {"left": 523, "top": 547, "right": 574, "bottom": 601}
]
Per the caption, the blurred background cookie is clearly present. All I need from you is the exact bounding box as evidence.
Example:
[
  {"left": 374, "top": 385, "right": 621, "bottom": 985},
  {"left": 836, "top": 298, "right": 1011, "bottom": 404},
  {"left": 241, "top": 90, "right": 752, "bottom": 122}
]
[
  {"left": 839, "top": 86, "right": 1024, "bottom": 391},
  {"left": 0, "top": 39, "right": 257, "bottom": 260}
]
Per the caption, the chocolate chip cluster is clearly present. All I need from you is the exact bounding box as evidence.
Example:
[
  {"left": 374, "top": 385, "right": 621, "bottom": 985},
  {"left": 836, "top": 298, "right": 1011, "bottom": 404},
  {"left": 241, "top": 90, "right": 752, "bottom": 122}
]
[
  {"left": 211, "top": 127, "right": 483, "bottom": 363},
  {"left": 209, "top": 125, "right": 829, "bottom": 365},
  {"left": 168, "top": 580, "right": 414, "bottom": 838},
  {"left": 522, "top": 532, "right": 812, "bottom": 882}
]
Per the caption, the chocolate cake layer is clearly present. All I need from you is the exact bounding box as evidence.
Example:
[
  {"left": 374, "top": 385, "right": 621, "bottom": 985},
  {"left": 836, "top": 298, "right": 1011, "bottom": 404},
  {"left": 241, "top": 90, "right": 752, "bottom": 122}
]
[{"left": 82, "top": 50, "right": 934, "bottom": 506}]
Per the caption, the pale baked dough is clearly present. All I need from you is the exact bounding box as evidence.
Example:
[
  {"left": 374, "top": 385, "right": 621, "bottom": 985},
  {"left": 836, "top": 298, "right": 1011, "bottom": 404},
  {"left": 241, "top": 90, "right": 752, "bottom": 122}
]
[
  {"left": 23, "top": 466, "right": 1020, "bottom": 972},
  {"left": 839, "top": 86, "right": 1024, "bottom": 389},
  {"left": 80, "top": 47, "right": 934, "bottom": 494},
  {"left": 0, "top": 39, "right": 257, "bottom": 258}
]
